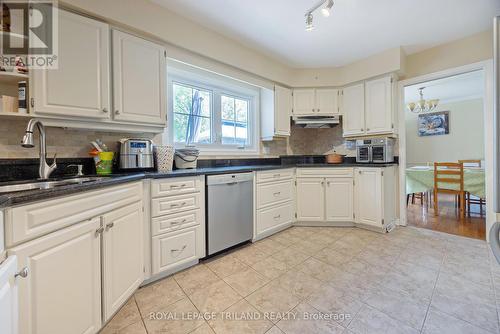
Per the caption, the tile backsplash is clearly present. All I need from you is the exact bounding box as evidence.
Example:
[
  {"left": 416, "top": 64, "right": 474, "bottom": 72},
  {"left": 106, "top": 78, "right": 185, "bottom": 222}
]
[{"left": 0, "top": 119, "right": 156, "bottom": 158}]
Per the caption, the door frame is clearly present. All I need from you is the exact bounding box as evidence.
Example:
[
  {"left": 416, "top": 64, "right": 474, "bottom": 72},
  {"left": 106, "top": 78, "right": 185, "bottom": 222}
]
[{"left": 397, "top": 60, "right": 494, "bottom": 241}]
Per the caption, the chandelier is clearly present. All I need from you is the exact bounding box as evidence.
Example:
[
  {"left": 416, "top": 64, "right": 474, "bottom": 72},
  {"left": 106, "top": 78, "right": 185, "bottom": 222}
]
[{"left": 407, "top": 87, "right": 439, "bottom": 113}]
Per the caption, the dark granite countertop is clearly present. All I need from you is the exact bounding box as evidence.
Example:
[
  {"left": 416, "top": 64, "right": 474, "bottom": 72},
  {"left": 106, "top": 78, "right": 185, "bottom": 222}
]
[{"left": 0, "top": 160, "right": 398, "bottom": 208}]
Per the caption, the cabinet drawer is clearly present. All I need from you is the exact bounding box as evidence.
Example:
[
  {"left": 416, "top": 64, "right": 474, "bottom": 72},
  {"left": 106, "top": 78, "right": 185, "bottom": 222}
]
[
  {"left": 256, "top": 202, "right": 294, "bottom": 235},
  {"left": 5, "top": 182, "right": 143, "bottom": 247},
  {"left": 151, "top": 177, "right": 203, "bottom": 198},
  {"left": 151, "top": 193, "right": 201, "bottom": 217},
  {"left": 256, "top": 169, "right": 294, "bottom": 183},
  {"left": 256, "top": 179, "right": 294, "bottom": 209},
  {"left": 151, "top": 209, "right": 201, "bottom": 236},
  {"left": 297, "top": 168, "right": 353, "bottom": 178},
  {"left": 152, "top": 227, "right": 199, "bottom": 274}
]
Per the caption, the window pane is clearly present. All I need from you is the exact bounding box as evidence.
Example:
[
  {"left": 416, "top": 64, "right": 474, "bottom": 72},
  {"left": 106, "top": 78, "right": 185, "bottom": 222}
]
[
  {"left": 221, "top": 120, "right": 235, "bottom": 145},
  {"left": 173, "top": 113, "right": 189, "bottom": 143},
  {"left": 221, "top": 95, "right": 235, "bottom": 120},
  {"left": 173, "top": 84, "right": 193, "bottom": 115},
  {"left": 235, "top": 99, "right": 248, "bottom": 122},
  {"left": 172, "top": 82, "right": 213, "bottom": 144}
]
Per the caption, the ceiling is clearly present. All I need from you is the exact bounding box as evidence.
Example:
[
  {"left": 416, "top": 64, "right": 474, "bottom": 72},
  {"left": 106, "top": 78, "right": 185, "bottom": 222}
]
[
  {"left": 151, "top": 0, "right": 500, "bottom": 68},
  {"left": 404, "top": 70, "right": 484, "bottom": 104}
]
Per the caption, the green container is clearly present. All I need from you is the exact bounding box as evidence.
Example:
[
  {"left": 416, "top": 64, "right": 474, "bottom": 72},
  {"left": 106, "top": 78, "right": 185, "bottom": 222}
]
[{"left": 96, "top": 152, "right": 114, "bottom": 175}]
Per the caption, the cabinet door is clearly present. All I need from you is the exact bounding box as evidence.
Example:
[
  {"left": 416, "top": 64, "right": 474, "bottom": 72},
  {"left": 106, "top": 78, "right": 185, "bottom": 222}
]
[
  {"left": 325, "top": 178, "right": 354, "bottom": 222},
  {"left": 10, "top": 218, "right": 101, "bottom": 334},
  {"left": 0, "top": 256, "right": 18, "bottom": 334},
  {"left": 33, "top": 9, "right": 110, "bottom": 119},
  {"left": 113, "top": 30, "right": 166, "bottom": 125},
  {"left": 296, "top": 178, "right": 325, "bottom": 221},
  {"left": 102, "top": 202, "right": 144, "bottom": 321},
  {"left": 365, "top": 76, "right": 393, "bottom": 134},
  {"left": 315, "top": 88, "right": 339, "bottom": 115},
  {"left": 293, "top": 89, "right": 315, "bottom": 115},
  {"left": 274, "top": 85, "right": 292, "bottom": 136},
  {"left": 342, "top": 83, "right": 365, "bottom": 136},
  {"left": 354, "top": 169, "right": 383, "bottom": 227}
]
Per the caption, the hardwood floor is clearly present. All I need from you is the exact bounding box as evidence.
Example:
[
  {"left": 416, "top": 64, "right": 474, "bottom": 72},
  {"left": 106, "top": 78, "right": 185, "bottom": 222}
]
[{"left": 407, "top": 193, "right": 486, "bottom": 240}]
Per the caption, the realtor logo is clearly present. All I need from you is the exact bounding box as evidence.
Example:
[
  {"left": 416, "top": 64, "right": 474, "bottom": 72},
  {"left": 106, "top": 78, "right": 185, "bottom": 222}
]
[{"left": 1, "top": 0, "right": 58, "bottom": 69}]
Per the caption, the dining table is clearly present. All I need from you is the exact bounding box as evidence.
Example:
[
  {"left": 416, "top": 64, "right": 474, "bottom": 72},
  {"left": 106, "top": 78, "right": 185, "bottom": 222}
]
[{"left": 406, "top": 165, "right": 486, "bottom": 199}]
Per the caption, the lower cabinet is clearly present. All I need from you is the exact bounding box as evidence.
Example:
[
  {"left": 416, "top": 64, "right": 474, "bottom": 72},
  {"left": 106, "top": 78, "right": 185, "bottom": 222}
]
[
  {"left": 325, "top": 177, "right": 354, "bottom": 221},
  {"left": 296, "top": 178, "right": 325, "bottom": 221},
  {"left": 354, "top": 167, "right": 397, "bottom": 230},
  {"left": 0, "top": 256, "right": 19, "bottom": 334},
  {"left": 102, "top": 202, "right": 144, "bottom": 321},
  {"left": 10, "top": 218, "right": 102, "bottom": 334}
]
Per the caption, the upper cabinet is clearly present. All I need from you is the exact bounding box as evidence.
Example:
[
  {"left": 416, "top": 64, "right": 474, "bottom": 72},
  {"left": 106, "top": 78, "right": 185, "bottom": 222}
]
[
  {"left": 32, "top": 9, "right": 111, "bottom": 119},
  {"left": 112, "top": 30, "right": 166, "bottom": 125},
  {"left": 293, "top": 88, "right": 339, "bottom": 116},
  {"left": 261, "top": 85, "right": 292, "bottom": 140},
  {"left": 341, "top": 75, "right": 396, "bottom": 137}
]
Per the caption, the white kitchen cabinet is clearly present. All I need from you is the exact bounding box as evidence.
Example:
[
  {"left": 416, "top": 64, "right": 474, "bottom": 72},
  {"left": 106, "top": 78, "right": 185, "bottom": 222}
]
[
  {"left": 10, "top": 218, "right": 102, "bottom": 334},
  {"left": 354, "top": 167, "right": 397, "bottom": 231},
  {"left": 255, "top": 169, "right": 295, "bottom": 240},
  {"left": 32, "top": 9, "right": 111, "bottom": 119},
  {"left": 112, "top": 30, "right": 166, "bottom": 125},
  {"left": 102, "top": 202, "right": 144, "bottom": 322},
  {"left": 342, "top": 75, "right": 396, "bottom": 137},
  {"left": 341, "top": 83, "right": 365, "bottom": 136},
  {"left": 0, "top": 256, "right": 18, "bottom": 334},
  {"left": 325, "top": 177, "right": 354, "bottom": 221},
  {"left": 365, "top": 76, "right": 393, "bottom": 134},
  {"left": 293, "top": 88, "right": 339, "bottom": 116},
  {"left": 315, "top": 88, "right": 340, "bottom": 115},
  {"left": 296, "top": 178, "right": 325, "bottom": 221},
  {"left": 274, "top": 85, "right": 292, "bottom": 136},
  {"left": 292, "top": 89, "right": 315, "bottom": 115}
]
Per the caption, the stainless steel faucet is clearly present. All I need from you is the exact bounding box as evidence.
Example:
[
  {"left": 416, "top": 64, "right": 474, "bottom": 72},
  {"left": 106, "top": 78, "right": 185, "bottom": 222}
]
[{"left": 21, "top": 119, "right": 57, "bottom": 179}]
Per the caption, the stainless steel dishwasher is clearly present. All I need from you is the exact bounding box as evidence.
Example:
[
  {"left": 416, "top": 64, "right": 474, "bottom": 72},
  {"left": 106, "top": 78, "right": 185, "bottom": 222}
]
[{"left": 206, "top": 173, "right": 254, "bottom": 256}]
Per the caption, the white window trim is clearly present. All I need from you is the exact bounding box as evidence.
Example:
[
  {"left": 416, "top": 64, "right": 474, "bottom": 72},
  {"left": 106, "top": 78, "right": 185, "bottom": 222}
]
[{"left": 166, "top": 66, "right": 260, "bottom": 156}]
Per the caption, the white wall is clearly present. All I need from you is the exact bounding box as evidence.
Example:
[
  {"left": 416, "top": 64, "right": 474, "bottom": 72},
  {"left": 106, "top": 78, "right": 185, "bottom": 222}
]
[{"left": 405, "top": 98, "right": 484, "bottom": 165}]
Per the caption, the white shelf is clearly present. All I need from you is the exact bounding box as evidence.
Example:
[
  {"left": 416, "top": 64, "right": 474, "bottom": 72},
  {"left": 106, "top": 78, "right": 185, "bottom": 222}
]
[
  {"left": 0, "top": 72, "right": 29, "bottom": 84},
  {"left": 0, "top": 111, "right": 31, "bottom": 119}
]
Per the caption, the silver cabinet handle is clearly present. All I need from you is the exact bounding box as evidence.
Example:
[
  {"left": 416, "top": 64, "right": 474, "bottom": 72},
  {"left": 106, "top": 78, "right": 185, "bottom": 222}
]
[
  {"left": 317, "top": 109, "right": 320, "bottom": 112},
  {"left": 170, "top": 202, "right": 187, "bottom": 208},
  {"left": 273, "top": 214, "right": 281, "bottom": 220},
  {"left": 115, "top": 110, "right": 120, "bottom": 115},
  {"left": 102, "top": 108, "right": 108, "bottom": 113},
  {"left": 15, "top": 267, "right": 29, "bottom": 279},
  {"left": 366, "top": 128, "right": 370, "bottom": 131},
  {"left": 327, "top": 181, "right": 331, "bottom": 186},
  {"left": 105, "top": 222, "right": 114, "bottom": 231},
  {"left": 171, "top": 219, "right": 187, "bottom": 226},
  {"left": 170, "top": 184, "right": 187, "bottom": 189},
  {"left": 95, "top": 226, "right": 104, "bottom": 237},
  {"left": 273, "top": 192, "right": 281, "bottom": 196},
  {"left": 273, "top": 174, "right": 281, "bottom": 178}
]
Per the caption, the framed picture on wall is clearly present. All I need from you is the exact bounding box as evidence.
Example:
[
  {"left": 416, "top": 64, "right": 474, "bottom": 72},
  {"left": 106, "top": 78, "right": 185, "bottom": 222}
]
[{"left": 418, "top": 111, "right": 450, "bottom": 137}]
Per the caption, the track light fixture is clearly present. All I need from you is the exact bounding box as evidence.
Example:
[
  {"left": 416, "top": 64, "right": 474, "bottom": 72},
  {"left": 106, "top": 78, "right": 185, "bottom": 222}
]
[{"left": 305, "top": 0, "right": 334, "bottom": 31}]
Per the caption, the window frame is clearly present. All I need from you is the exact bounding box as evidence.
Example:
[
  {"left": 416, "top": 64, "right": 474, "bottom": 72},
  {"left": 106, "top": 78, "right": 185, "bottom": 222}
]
[{"left": 166, "top": 67, "right": 260, "bottom": 155}]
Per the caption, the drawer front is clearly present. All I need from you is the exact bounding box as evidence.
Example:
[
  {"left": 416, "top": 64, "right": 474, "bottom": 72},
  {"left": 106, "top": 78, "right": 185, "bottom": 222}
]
[
  {"left": 5, "top": 182, "right": 143, "bottom": 247},
  {"left": 151, "top": 193, "right": 201, "bottom": 217},
  {"left": 151, "top": 209, "right": 201, "bottom": 236},
  {"left": 152, "top": 227, "right": 201, "bottom": 274},
  {"left": 256, "top": 180, "right": 294, "bottom": 209},
  {"left": 151, "top": 177, "right": 203, "bottom": 198},
  {"left": 257, "top": 202, "right": 294, "bottom": 235},
  {"left": 297, "top": 168, "right": 353, "bottom": 178},
  {"left": 256, "top": 169, "right": 294, "bottom": 183}
]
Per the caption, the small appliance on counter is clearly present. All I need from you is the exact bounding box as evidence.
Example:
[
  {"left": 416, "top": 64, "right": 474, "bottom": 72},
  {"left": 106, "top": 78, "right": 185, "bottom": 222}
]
[
  {"left": 356, "top": 137, "right": 395, "bottom": 163},
  {"left": 174, "top": 147, "right": 200, "bottom": 169},
  {"left": 119, "top": 138, "right": 154, "bottom": 170}
]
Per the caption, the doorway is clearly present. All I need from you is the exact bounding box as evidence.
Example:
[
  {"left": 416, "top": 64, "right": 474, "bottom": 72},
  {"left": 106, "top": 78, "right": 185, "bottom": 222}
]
[{"left": 398, "top": 62, "right": 494, "bottom": 241}]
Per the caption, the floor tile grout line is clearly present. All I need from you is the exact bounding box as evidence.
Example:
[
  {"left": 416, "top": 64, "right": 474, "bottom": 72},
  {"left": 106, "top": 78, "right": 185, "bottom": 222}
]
[{"left": 419, "top": 247, "right": 445, "bottom": 333}]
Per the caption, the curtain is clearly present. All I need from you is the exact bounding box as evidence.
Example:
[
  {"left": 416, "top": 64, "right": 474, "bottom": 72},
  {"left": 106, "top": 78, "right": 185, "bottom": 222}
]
[{"left": 186, "top": 90, "right": 203, "bottom": 145}]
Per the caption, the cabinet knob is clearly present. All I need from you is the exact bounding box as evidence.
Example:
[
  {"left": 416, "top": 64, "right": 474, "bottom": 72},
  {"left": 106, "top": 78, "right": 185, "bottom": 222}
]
[
  {"left": 366, "top": 128, "right": 370, "bottom": 131},
  {"left": 115, "top": 110, "right": 120, "bottom": 115},
  {"left": 15, "top": 267, "right": 29, "bottom": 279},
  {"left": 317, "top": 109, "right": 320, "bottom": 112},
  {"left": 312, "top": 109, "right": 315, "bottom": 112},
  {"left": 102, "top": 108, "right": 108, "bottom": 113},
  {"left": 105, "top": 222, "right": 114, "bottom": 230}
]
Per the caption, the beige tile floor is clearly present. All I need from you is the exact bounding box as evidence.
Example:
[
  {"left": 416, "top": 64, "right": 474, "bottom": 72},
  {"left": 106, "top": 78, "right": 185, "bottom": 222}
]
[{"left": 100, "top": 226, "right": 500, "bottom": 334}]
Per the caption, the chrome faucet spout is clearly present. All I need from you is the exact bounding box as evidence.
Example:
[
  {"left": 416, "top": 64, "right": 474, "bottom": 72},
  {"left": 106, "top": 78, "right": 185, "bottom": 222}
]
[{"left": 21, "top": 119, "right": 57, "bottom": 179}]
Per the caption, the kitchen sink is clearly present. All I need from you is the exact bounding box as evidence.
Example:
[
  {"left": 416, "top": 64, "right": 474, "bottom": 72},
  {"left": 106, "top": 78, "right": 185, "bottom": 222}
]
[{"left": 0, "top": 176, "right": 107, "bottom": 194}]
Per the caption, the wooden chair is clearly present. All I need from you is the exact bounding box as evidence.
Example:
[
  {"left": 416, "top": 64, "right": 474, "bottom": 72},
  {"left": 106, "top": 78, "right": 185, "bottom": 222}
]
[
  {"left": 434, "top": 162, "right": 465, "bottom": 218},
  {"left": 458, "top": 159, "right": 485, "bottom": 216}
]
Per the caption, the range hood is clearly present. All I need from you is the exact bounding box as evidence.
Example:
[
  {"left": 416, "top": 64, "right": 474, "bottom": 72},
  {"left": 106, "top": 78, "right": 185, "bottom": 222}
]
[{"left": 293, "top": 115, "right": 340, "bottom": 128}]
